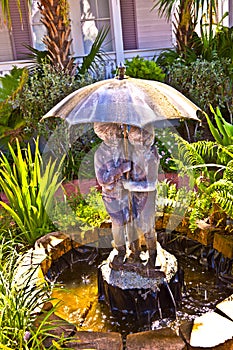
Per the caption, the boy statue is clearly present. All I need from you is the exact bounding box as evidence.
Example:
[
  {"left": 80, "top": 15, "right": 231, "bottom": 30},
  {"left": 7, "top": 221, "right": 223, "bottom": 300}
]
[
  {"left": 124, "top": 125, "right": 160, "bottom": 269},
  {"left": 94, "top": 122, "right": 131, "bottom": 266}
]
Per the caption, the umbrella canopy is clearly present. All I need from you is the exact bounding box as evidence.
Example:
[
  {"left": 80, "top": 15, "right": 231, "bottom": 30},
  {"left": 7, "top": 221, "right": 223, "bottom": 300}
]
[{"left": 42, "top": 77, "right": 201, "bottom": 127}]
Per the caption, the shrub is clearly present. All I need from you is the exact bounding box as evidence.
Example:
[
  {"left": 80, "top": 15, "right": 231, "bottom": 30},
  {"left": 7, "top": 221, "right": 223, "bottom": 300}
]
[
  {"left": 62, "top": 128, "right": 101, "bottom": 181},
  {"left": 16, "top": 61, "right": 93, "bottom": 138},
  {"left": 125, "top": 56, "right": 165, "bottom": 81},
  {"left": 154, "top": 128, "right": 178, "bottom": 172},
  {"left": 167, "top": 58, "right": 233, "bottom": 118},
  {"left": 157, "top": 180, "right": 193, "bottom": 216},
  {"left": 76, "top": 187, "right": 110, "bottom": 232}
]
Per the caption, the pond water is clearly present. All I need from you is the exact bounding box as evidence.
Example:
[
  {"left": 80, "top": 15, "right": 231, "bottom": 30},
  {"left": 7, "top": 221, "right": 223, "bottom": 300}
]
[{"left": 51, "top": 249, "right": 231, "bottom": 339}]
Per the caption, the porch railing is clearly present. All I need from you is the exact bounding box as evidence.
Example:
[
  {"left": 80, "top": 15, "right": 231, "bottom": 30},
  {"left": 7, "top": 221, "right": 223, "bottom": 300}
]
[{"left": 0, "top": 48, "right": 170, "bottom": 78}]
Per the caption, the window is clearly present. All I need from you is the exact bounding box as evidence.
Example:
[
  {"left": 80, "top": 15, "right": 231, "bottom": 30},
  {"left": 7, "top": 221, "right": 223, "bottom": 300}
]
[
  {"left": 80, "top": 0, "right": 113, "bottom": 54},
  {"left": 31, "top": 0, "right": 47, "bottom": 51}
]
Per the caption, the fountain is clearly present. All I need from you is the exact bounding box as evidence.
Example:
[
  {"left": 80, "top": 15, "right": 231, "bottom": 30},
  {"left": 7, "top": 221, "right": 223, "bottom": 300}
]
[{"left": 39, "top": 67, "right": 233, "bottom": 348}]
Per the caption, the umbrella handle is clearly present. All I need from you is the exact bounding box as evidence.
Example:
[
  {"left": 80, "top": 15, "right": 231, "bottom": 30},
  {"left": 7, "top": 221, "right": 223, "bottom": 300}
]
[
  {"left": 123, "top": 124, "right": 134, "bottom": 222},
  {"left": 123, "top": 124, "right": 130, "bottom": 181}
]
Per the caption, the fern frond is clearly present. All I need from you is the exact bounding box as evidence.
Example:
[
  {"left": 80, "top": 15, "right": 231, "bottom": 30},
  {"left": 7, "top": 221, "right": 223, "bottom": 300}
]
[
  {"left": 191, "top": 141, "right": 217, "bottom": 162},
  {"left": 223, "top": 160, "right": 233, "bottom": 181},
  {"left": 175, "top": 135, "right": 207, "bottom": 173},
  {"left": 207, "top": 179, "right": 233, "bottom": 218}
]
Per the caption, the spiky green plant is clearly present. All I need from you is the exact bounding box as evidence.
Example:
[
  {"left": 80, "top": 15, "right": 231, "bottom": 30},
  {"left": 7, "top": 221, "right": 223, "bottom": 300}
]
[
  {"left": 0, "top": 138, "right": 64, "bottom": 245},
  {"left": 0, "top": 238, "right": 70, "bottom": 349},
  {"left": 204, "top": 105, "right": 233, "bottom": 145}
]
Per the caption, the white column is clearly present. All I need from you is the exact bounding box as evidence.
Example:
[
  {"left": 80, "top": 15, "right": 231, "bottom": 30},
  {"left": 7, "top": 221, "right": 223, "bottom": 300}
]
[
  {"left": 69, "top": 0, "right": 85, "bottom": 57},
  {"left": 109, "top": 0, "right": 124, "bottom": 65},
  {"left": 219, "top": 0, "right": 230, "bottom": 27}
]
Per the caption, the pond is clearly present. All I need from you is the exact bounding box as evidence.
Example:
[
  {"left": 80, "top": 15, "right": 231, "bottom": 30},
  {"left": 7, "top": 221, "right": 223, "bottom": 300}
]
[{"left": 50, "top": 240, "right": 231, "bottom": 340}]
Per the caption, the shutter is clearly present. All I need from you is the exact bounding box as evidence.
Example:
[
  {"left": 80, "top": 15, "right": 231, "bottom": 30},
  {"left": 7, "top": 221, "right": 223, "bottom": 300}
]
[
  {"left": 120, "top": 0, "right": 137, "bottom": 50},
  {"left": 9, "top": 0, "right": 33, "bottom": 60}
]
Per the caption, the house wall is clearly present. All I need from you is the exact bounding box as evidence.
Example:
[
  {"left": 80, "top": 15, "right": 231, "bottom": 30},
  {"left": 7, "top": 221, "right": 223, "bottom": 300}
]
[
  {"left": 135, "top": 0, "right": 172, "bottom": 50},
  {"left": 229, "top": 0, "right": 233, "bottom": 27}
]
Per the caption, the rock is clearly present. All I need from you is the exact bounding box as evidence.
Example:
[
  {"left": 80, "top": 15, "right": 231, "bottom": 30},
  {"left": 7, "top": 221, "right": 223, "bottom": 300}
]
[
  {"left": 126, "top": 328, "right": 185, "bottom": 349},
  {"left": 34, "top": 312, "right": 76, "bottom": 348},
  {"left": 189, "top": 311, "right": 233, "bottom": 348},
  {"left": 216, "top": 294, "right": 233, "bottom": 321},
  {"left": 179, "top": 320, "right": 193, "bottom": 346},
  {"left": 180, "top": 320, "right": 233, "bottom": 349},
  {"left": 37, "top": 231, "right": 75, "bottom": 274},
  {"left": 101, "top": 242, "right": 178, "bottom": 290},
  {"left": 187, "top": 227, "right": 219, "bottom": 246},
  {"left": 64, "top": 331, "right": 123, "bottom": 349},
  {"left": 213, "top": 233, "right": 233, "bottom": 259}
]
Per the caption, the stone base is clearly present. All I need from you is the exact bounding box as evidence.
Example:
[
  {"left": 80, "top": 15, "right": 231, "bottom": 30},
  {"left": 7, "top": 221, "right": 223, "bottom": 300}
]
[
  {"left": 98, "top": 244, "right": 183, "bottom": 322},
  {"left": 126, "top": 329, "right": 185, "bottom": 350}
]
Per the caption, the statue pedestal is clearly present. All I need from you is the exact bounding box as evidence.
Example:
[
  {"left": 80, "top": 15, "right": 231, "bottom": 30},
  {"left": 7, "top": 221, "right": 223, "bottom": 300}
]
[{"left": 98, "top": 243, "right": 183, "bottom": 322}]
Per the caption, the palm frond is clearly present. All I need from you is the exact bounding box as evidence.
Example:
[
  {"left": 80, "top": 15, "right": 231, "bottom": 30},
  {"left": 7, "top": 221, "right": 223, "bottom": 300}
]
[
  {"left": 77, "top": 26, "right": 110, "bottom": 76},
  {"left": 151, "top": 0, "right": 176, "bottom": 20}
]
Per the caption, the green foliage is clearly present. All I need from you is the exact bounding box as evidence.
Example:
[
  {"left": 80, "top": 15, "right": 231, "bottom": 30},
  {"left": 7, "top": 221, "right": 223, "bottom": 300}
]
[
  {"left": 155, "top": 49, "right": 181, "bottom": 72},
  {"left": 0, "top": 66, "right": 27, "bottom": 102},
  {"left": 62, "top": 129, "right": 101, "bottom": 181},
  {"left": 156, "top": 7, "right": 233, "bottom": 66},
  {"left": 52, "top": 187, "right": 109, "bottom": 233},
  {"left": 174, "top": 135, "right": 209, "bottom": 176},
  {"left": 154, "top": 128, "right": 178, "bottom": 172},
  {"left": 125, "top": 56, "right": 165, "bottom": 81},
  {"left": 215, "top": 25, "right": 233, "bottom": 61},
  {"left": 0, "top": 67, "right": 28, "bottom": 144},
  {"left": 192, "top": 21, "right": 233, "bottom": 62},
  {"left": 174, "top": 134, "right": 233, "bottom": 231},
  {"left": 204, "top": 105, "right": 233, "bottom": 145},
  {"left": 157, "top": 180, "right": 193, "bottom": 215},
  {"left": 188, "top": 193, "right": 213, "bottom": 232},
  {"left": 167, "top": 58, "right": 233, "bottom": 117},
  {"left": 76, "top": 187, "right": 109, "bottom": 232},
  {"left": 17, "top": 61, "right": 91, "bottom": 136},
  {"left": 207, "top": 178, "right": 233, "bottom": 218},
  {"left": 0, "top": 238, "right": 68, "bottom": 349},
  {"left": 0, "top": 138, "right": 64, "bottom": 245}
]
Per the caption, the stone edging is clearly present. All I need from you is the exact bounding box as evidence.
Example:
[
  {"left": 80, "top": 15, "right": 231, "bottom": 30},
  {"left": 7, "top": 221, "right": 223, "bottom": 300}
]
[{"left": 17, "top": 229, "right": 232, "bottom": 349}]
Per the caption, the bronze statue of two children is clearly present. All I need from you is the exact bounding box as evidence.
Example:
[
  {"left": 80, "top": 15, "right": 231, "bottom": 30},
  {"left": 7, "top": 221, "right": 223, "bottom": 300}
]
[{"left": 94, "top": 122, "right": 160, "bottom": 276}]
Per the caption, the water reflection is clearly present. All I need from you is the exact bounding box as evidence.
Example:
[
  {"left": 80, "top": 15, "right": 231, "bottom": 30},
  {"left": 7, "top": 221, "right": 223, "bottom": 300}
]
[{"left": 51, "top": 253, "right": 230, "bottom": 336}]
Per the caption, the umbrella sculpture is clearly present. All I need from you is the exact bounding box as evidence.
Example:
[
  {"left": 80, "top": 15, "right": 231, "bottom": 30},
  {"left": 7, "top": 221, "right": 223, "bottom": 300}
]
[
  {"left": 42, "top": 71, "right": 201, "bottom": 319},
  {"left": 43, "top": 76, "right": 200, "bottom": 127},
  {"left": 42, "top": 73, "right": 201, "bottom": 271}
]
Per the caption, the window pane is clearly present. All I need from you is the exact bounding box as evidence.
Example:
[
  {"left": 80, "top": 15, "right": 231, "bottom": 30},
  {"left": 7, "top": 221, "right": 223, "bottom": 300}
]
[
  {"left": 31, "top": 0, "right": 46, "bottom": 51},
  {"left": 96, "top": 20, "right": 112, "bottom": 51},
  {"left": 81, "top": 0, "right": 97, "bottom": 20},
  {"left": 81, "top": 20, "right": 99, "bottom": 54},
  {"left": 81, "top": 0, "right": 113, "bottom": 54},
  {"left": 98, "top": 0, "right": 110, "bottom": 18}
]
